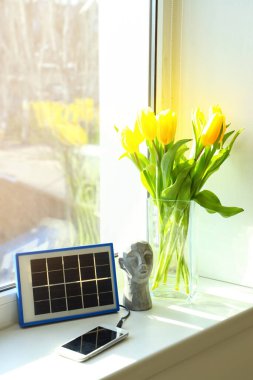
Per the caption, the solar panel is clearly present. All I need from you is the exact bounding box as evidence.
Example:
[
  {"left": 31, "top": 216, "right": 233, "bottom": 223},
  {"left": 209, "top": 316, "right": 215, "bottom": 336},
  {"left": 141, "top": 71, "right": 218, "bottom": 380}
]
[{"left": 15, "top": 243, "right": 119, "bottom": 327}]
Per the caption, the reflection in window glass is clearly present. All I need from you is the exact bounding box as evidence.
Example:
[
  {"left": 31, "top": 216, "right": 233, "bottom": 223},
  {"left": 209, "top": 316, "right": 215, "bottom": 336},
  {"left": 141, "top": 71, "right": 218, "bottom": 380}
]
[{"left": 0, "top": 0, "right": 99, "bottom": 289}]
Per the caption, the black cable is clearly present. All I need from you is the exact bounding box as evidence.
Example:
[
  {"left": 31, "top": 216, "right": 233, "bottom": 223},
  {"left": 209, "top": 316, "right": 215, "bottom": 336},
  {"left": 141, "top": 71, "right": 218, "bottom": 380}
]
[{"left": 116, "top": 304, "right": 131, "bottom": 328}]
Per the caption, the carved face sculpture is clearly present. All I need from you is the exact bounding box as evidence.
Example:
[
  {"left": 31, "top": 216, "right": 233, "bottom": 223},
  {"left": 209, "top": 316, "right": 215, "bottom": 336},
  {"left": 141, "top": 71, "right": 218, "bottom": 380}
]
[{"left": 119, "top": 242, "right": 153, "bottom": 284}]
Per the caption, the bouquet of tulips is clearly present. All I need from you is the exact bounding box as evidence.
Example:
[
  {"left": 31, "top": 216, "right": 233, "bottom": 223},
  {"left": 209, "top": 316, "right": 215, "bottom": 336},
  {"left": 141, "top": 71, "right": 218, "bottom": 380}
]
[
  {"left": 32, "top": 100, "right": 99, "bottom": 246},
  {"left": 116, "top": 105, "right": 243, "bottom": 294}
]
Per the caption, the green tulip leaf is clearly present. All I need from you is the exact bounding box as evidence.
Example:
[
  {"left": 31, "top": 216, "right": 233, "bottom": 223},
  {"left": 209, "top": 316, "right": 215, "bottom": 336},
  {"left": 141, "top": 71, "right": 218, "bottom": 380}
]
[
  {"left": 119, "top": 152, "right": 129, "bottom": 160},
  {"left": 227, "top": 129, "right": 243, "bottom": 151},
  {"left": 222, "top": 130, "right": 235, "bottom": 145},
  {"left": 161, "top": 139, "right": 191, "bottom": 188},
  {"left": 176, "top": 145, "right": 189, "bottom": 161},
  {"left": 191, "top": 147, "right": 213, "bottom": 195},
  {"left": 194, "top": 190, "right": 244, "bottom": 217},
  {"left": 172, "top": 160, "right": 192, "bottom": 182},
  {"left": 177, "top": 175, "right": 191, "bottom": 201},
  {"left": 140, "top": 164, "right": 156, "bottom": 198},
  {"left": 192, "top": 120, "right": 199, "bottom": 144},
  {"left": 146, "top": 139, "right": 157, "bottom": 164},
  {"left": 199, "top": 149, "right": 230, "bottom": 189},
  {"left": 161, "top": 166, "right": 191, "bottom": 200},
  {"left": 137, "top": 152, "right": 150, "bottom": 168}
]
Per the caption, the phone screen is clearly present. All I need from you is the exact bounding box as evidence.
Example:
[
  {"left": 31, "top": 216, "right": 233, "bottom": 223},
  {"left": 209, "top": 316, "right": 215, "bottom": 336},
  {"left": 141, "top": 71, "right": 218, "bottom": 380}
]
[{"left": 62, "top": 326, "right": 123, "bottom": 355}]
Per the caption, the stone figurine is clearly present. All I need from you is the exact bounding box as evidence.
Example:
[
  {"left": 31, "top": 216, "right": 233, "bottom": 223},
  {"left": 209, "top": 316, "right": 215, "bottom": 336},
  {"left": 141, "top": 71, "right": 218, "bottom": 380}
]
[{"left": 119, "top": 241, "right": 153, "bottom": 311}]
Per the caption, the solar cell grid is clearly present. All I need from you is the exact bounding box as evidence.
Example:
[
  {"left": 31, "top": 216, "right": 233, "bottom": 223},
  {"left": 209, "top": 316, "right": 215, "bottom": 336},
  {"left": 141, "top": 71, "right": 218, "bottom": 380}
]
[
  {"left": 32, "top": 271, "right": 47, "bottom": 287},
  {"left": 47, "top": 257, "right": 63, "bottom": 271},
  {"left": 96, "top": 264, "right": 111, "bottom": 278},
  {"left": 95, "top": 252, "right": 110, "bottom": 265},
  {"left": 34, "top": 300, "right": 50, "bottom": 315},
  {"left": 31, "top": 258, "right": 46, "bottom": 273},
  {"left": 81, "top": 266, "right": 95, "bottom": 280},
  {"left": 99, "top": 292, "right": 114, "bottom": 306},
  {"left": 66, "top": 282, "right": 81, "bottom": 297},
  {"left": 51, "top": 298, "right": 66, "bottom": 313},
  {"left": 64, "top": 268, "right": 80, "bottom": 282},
  {"left": 33, "top": 286, "right": 49, "bottom": 301},
  {"left": 83, "top": 293, "right": 98, "bottom": 308},
  {"left": 50, "top": 284, "right": 65, "bottom": 299},
  {"left": 82, "top": 280, "right": 97, "bottom": 295},
  {"left": 79, "top": 253, "right": 94, "bottom": 267},
  {"left": 48, "top": 269, "right": 64, "bottom": 284},
  {"left": 63, "top": 255, "right": 79, "bottom": 269},
  {"left": 30, "top": 250, "right": 114, "bottom": 317}
]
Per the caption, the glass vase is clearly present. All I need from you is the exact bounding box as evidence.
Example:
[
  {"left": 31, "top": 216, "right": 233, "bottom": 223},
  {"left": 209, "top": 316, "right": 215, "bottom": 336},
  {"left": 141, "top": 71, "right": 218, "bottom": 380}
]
[{"left": 148, "top": 198, "right": 198, "bottom": 301}]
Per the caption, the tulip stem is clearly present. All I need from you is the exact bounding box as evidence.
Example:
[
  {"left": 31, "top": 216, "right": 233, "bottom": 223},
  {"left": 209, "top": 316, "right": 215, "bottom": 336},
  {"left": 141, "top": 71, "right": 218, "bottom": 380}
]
[
  {"left": 133, "top": 152, "right": 142, "bottom": 170},
  {"left": 151, "top": 201, "right": 191, "bottom": 295},
  {"left": 152, "top": 139, "right": 161, "bottom": 162}
]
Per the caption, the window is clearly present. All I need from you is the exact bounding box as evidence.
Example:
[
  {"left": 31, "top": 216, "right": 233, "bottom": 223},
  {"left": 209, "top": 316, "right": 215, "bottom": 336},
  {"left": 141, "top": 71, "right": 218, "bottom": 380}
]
[{"left": 0, "top": 0, "right": 150, "bottom": 293}]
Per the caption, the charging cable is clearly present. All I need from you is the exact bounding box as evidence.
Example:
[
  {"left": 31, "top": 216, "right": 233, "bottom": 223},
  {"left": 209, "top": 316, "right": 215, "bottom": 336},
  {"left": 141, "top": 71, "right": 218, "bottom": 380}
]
[{"left": 116, "top": 304, "right": 131, "bottom": 328}]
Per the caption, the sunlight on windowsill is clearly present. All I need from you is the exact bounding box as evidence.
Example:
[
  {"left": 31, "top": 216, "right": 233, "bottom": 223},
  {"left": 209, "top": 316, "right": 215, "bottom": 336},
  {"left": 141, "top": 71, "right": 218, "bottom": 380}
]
[
  {"left": 148, "top": 314, "right": 204, "bottom": 332},
  {"left": 167, "top": 304, "right": 225, "bottom": 322}
]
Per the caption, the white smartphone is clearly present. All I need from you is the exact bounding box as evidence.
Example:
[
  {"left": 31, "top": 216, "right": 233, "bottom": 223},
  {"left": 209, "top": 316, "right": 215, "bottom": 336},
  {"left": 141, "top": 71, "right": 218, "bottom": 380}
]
[{"left": 56, "top": 325, "right": 128, "bottom": 362}]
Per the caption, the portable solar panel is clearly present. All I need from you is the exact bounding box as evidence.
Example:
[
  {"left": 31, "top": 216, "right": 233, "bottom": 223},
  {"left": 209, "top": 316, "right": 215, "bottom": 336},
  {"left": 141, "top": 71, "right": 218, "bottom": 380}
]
[{"left": 15, "top": 243, "right": 119, "bottom": 327}]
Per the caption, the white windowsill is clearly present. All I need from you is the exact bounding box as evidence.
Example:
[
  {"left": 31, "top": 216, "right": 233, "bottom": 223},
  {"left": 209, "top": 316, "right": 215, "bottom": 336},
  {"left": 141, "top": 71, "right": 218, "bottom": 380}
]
[
  {"left": 0, "top": 288, "right": 16, "bottom": 305},
  {"left": 0, "top": 288, "right": 17, "bottom": 330},
  {"left": 1, "top": 277, "right": 253, "bottom": 379}
]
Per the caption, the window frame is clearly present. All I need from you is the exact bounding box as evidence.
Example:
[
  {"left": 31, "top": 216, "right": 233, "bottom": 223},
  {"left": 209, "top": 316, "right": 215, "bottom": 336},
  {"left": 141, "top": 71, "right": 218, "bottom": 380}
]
[{"left": 150, "top": 0, "right": 175, "bottom": 113}]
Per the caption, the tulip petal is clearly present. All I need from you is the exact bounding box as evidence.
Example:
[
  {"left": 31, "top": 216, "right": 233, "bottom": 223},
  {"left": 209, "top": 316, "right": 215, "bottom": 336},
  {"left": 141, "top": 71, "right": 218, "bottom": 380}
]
[
  {"left": 156, "top": 109, "right": 177, "bottom": 145},
  {"left": 137, "top": 107, "right": 157, "bottom": 140},
  {"left": 201, "top": 113, "right": 224, "bottom": 146}
]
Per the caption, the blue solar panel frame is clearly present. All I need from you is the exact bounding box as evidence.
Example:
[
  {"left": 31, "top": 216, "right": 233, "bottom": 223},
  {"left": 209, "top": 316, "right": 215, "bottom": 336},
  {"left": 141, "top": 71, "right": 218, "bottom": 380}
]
[{"left": 15, "top": 243, "right": 119, "bottom": 327}]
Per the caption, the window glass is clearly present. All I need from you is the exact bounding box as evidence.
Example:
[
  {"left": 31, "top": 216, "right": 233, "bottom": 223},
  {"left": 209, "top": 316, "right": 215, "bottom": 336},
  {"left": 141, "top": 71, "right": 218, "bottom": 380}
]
[{"left": 0, "top": 0, "right": 149, "bottom": 291}]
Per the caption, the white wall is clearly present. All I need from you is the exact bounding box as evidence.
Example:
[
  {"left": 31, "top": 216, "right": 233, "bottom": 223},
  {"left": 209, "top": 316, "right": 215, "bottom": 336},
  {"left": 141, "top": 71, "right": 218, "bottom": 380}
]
[{"left": 177, "top": 0, "right": 253, "bottom": 286}]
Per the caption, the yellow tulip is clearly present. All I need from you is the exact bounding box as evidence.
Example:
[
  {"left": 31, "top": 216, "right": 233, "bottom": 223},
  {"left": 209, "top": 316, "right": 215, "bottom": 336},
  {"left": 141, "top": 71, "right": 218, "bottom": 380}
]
[
  {"left": 133, "top": 120, "right": 145, "bottom": 145},
  {"left": 121, "top": 125, "right": 143, "bottom": 153},
  {"left": 84, "top": 98, "right": 95, "bottom": 122},
  {"left": 137, "top": 107, "right": 157, "bottom": 140},
  {"left": 156, "top": 109, "right": 177, "bottom": 145},
  {"left": 55, "top": 122, "right": 87, "bottom": 146},
  {"left": 201, "top": 106, "right": 226, "bottom": 146},
  {"left": 192, "top": 107, "right": 206, "bottom": 137},
  {"left": 210, "top": 104, "right": 223, "bottom": 115}
]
